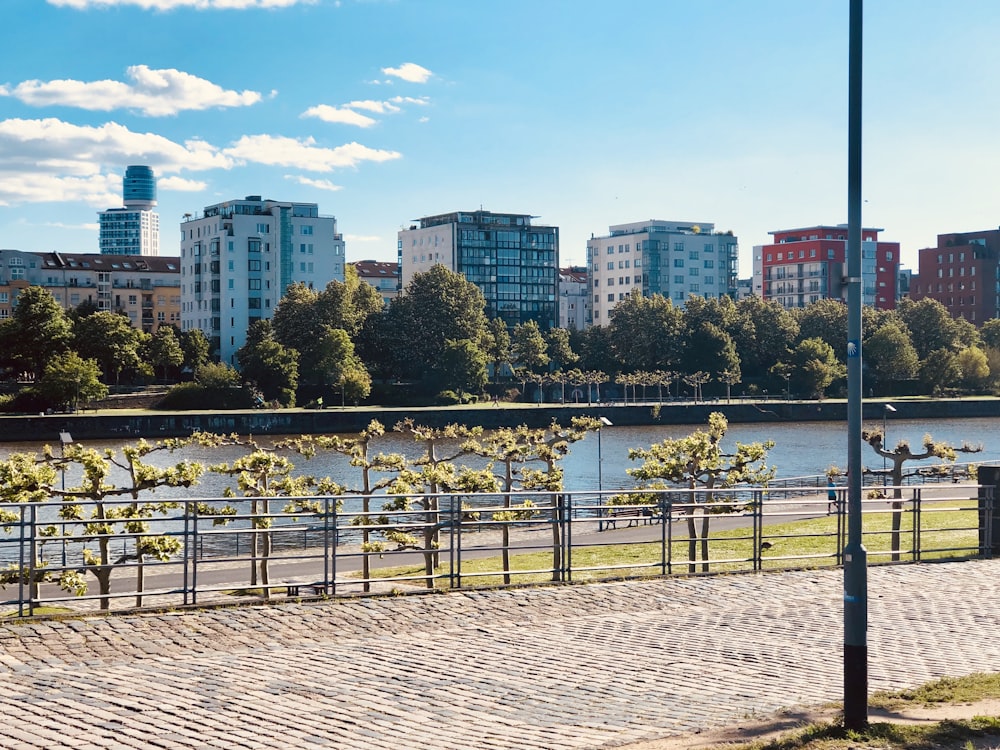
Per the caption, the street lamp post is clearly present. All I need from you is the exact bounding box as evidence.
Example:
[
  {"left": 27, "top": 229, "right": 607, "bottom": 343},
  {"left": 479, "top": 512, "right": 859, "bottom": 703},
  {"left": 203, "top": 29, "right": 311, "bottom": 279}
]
[
  {"left": 882, "top": 403, "right": 896, "bottom": 486},
  {"left": 597, "top": 416, "right": 612, "bottom": 531}
]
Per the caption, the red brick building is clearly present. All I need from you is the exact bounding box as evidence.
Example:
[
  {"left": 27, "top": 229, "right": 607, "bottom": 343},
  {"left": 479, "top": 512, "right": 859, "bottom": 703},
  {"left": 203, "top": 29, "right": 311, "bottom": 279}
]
[
  {"left": 756, "top": 224, "right": 899, "bottom": 310},
  {"left": 911, "top": 229, "right": 1000, "bottom": 323}
]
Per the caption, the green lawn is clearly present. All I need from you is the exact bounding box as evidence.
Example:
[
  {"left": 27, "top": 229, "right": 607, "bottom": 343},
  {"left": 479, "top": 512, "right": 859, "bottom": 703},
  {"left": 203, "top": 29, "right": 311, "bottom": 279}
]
[{"left": 364, "top": 504, "right": 984, "bottom": 588}]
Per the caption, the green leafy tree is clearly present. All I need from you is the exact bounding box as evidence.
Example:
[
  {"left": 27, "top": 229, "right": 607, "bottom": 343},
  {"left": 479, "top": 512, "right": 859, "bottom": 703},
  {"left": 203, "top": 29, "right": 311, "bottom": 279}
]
[
  {"left": 732, "top": 296, "right": 799, "bottom": 379},
  {"left": 863, "top": 321, "right": 919, "bottom": 392},
  {"left": 7, "top": 286, "right": 73, "bottom": 379},
  {"left": 608, "top": 293, "right": 683, "bottom": 372},
  {"left": 980, "top": 319, "right": 1000, "bottom": 350},
  {"left": 511, "top": 319, "right": 550, "bottom": 374},
  {"left": 626, "top": 412, "right": 774, "bottom": 573},
  {"left": 544, "top": 327, "right": 578, "bottom": 372},
  {"left": 433, "top": 338, "right": 488, "bottom": 396},
  {"left": 74, "top": 311, "right": 148, "bottom": 385},
  {"left": 780, "top": 337, "right": 845, "bottom": 398},
  {"left": 149, "top": 325, "right": 185, "bottom": 382},
  {"left": 955, "top": 346, "right": 990, "bottom": 391},
  {"left": 482, "top": 317, "right": 511, "bottom": 384},
  {"left": 315, "top": 326, "right": 371, "bottom": 405},
  {"left": 195, "top": 361, "right": 241, "bottom": 389},
  {"left": 316, "top": 265, "right": 386, "bottom": 339},
  {"left": 897, "top": 298, "right": 980, "bottom": 360},
  {"left": 682, "top": 321, "right": 740, "bottom": 382},
  {"left": 178, "top": 327, "right": 211, "bottom": 374},
  {"left": 37, "top": 352, "right": 108, "bottom": 410},
  {"left": 863, "top": 429, "right": 981, "bottom": 561},
  {"left": 237, "top": 320, "right": 299, "bottom": 406},
  {"left": 571, "top": 325, "right": 617, "bottom": 376},
  {"left": 391, "top": 265, "right": 489, "bottom": 382},
  {"left": 919, "top": 348, "right": 961, "bottom": 394}
]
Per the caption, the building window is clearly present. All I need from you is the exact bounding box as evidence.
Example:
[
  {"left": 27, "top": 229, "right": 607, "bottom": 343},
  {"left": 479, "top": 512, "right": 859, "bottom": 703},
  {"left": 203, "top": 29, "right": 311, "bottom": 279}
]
[
  {"left": 607, "top": 293, "right": 614, "bottom": 302},
  {"left": 248, "top": 279, "right": 262, "bottom": 291},
  {"left": 256, "top": 223, "right": 270, "bottom": 234},
  {"left": 607, "top": 262, "right": 614, "bottom": 270},
  {"left": 607, "top": 247, "right": 614, "bottom": 255},
  {"left": 301, "top": 225, "right": 313, "bottom": 235},
  {"left": 673, "top": 259, "right": 684, "bottom": 267},
  {"left": 248, "top": 259, "right": 262, "bottom": 272},
  {"left": 248, "top": 239, "right": 261, "bottom": 253},
  {"left": 674, "top": 275, "right": 684, "bottom": 284}
]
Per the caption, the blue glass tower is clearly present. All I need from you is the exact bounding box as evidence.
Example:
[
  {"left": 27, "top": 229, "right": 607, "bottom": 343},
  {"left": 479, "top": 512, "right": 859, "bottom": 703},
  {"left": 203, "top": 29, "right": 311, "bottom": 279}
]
[{"left": 123, "top": 165, "right": 156, "bottom": 210}]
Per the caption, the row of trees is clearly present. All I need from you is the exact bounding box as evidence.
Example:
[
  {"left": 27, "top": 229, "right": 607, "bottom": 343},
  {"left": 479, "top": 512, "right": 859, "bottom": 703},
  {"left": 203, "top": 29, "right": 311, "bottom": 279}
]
[
  {"left": 4, "top": 262, "right": 999, "bottom": 409},
  {"left": 3, "top": 412, "right": 979, "bottom": 608}
]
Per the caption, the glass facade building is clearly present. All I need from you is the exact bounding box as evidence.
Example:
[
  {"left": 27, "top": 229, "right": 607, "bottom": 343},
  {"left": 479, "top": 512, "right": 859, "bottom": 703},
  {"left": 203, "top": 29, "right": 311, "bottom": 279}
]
[{"left": 399, "top": 211, "right": 559, "bottom": 329}]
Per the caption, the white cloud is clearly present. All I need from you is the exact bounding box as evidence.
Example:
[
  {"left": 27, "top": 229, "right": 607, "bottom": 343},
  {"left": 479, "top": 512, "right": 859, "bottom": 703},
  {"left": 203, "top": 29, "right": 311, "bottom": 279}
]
[
  {"left": 0, "top": 117, "right": 231, "bottom": 206},
  {"left": 381, "top": 63, "right": 432, "bottom": 84},
  {"left": 48, "top": 0, "right": 314, "bottom": 9},
  {"left": 285, "top": 175, "right": 343, "bottom": 191},
  {"left": 418, "top": 116, "right": 429, "bottom": 123},
  {"left": 39, "top": 220, "right": 101, "bottom": 231},
  {"left": 159, "top": 176, "right": 207, "bottom": 191},
  {"left": 225, "top": 134, "right": 401, "bottom": 171},
  {"left": 344, "top": 234, "right": 381, "bottom": 243},
  {"left": 2, "top": 66, "right": 262, "bottom": 117},
  {"left": 346, "top": 100, "right": 400, "bottom": 114},
  {"left": 301, "top": 105, "right": 377, "bottom": 128},
  {"left": 389, "top": 96, "right": 429, "bottom": 106}
]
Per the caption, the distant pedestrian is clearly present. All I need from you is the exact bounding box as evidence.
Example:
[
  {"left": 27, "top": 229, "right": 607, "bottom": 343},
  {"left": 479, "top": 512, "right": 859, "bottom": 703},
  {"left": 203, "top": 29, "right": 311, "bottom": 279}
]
[{"left": 827, "top": 477, "right": 837, "bottom": 514}]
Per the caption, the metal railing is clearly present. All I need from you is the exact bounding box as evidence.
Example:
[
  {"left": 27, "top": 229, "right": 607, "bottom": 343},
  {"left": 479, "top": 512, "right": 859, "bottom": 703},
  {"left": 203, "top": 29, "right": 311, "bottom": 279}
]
[{"left": 0, "top": 483, "right": 992, "bottom": 616}]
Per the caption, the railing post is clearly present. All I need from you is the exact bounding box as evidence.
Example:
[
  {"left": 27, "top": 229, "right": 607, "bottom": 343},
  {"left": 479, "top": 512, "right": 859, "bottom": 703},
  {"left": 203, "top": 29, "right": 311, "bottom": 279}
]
[
  {"left": 753, "top": 490, "right": 764, "bottom": 572},
  {"left": 912, "top": 488, "right": 921, "bottom": 562},
  {"left": 987, "top": 486, "right": 994, "bottom": 559},
  {"left": 659, "top": 493, "right": 669, "bottom": 576},
  {"left": 28, "top": 503, "right": 37, "bottom": 615},
  {"left": 182, "top": 501, "right": 190, "bottom": 606},
  {"left": 564, "top": 493, "right": 572, "bottom": 583},
  {"left": 17, "top": 505, "right": 27, "bottom": 617},
  {"left": 330, "top": 500, "right": 338, "bottom": 598}
]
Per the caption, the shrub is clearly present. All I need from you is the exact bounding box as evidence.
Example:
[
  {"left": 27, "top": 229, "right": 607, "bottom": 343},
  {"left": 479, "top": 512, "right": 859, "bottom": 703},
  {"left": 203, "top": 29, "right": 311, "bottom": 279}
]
[
  {"left": 435, "top": 389, "right": 462, "bottom": 405},
  {"left": 154, "top": 382, "right": 256, "bottom": 411}
]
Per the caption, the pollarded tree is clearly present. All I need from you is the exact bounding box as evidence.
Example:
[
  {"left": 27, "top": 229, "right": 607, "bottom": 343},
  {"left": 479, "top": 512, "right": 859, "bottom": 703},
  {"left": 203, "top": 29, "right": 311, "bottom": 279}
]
[
  {"left": 204, "top": 433, "right": 344, "bottom": 598},
  {"left": 627, "top": 412, "right": 774, "bottom": 573},
  {"left": 385, "top": 420, "right": 488, "bottom": 587},
  {"left": 8, "top": 286, "right": 73, "bottom": 379},
  {"left": 863, "top": 429, "right": 982, "bottom": 561},
  {"left": 286, "top": 422, "right": 407, "bottom": 592}
]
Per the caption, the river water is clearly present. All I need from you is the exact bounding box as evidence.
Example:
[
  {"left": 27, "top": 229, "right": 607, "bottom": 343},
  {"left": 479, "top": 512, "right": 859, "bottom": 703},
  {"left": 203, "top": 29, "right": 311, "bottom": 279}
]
[{"left": 1, "top": 414, "right": 998, "bottom": 495}]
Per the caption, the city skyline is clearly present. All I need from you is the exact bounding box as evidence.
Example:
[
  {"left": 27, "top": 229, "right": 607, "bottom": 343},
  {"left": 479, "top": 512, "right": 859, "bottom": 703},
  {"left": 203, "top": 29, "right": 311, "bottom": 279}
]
[{"left": 2, "top": 0, "right": 999, "bottom": 280}]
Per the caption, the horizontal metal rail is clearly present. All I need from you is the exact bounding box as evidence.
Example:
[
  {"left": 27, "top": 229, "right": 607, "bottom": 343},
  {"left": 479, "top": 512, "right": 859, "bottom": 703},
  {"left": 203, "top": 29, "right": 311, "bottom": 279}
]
[{"left": 0, "top": 482, "right": 993, "bottom": 615}]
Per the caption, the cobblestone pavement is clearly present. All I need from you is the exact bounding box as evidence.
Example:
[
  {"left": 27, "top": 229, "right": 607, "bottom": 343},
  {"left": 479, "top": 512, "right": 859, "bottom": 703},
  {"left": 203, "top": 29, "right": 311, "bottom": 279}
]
[{"left": 2, "top": 559, "right": 1000, "bottom": 750}]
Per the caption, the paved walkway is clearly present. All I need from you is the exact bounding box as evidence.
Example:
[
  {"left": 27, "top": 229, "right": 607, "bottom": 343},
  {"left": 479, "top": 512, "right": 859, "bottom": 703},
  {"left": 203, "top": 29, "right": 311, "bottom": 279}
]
[{"left": 2, "top": 559, "right": 1000, "bottom": 749}]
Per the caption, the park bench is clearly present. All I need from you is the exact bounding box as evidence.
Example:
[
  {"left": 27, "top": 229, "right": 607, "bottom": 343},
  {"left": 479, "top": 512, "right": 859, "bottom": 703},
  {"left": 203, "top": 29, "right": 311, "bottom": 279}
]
[{"left": 604, "top": 505, "right": 663, "bottom": 530}]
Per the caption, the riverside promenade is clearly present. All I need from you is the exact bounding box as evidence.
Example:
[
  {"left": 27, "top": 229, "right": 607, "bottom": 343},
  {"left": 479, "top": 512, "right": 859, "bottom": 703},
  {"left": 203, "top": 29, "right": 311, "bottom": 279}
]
[{"left": 2, "top": 560, "right": 999, "bottom": 750}]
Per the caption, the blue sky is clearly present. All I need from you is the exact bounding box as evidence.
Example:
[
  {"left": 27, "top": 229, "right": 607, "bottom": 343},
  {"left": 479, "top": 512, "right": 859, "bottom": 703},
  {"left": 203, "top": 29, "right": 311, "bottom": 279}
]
[{"left": 2, "top": 0, "right": 999, "bottom": 279}]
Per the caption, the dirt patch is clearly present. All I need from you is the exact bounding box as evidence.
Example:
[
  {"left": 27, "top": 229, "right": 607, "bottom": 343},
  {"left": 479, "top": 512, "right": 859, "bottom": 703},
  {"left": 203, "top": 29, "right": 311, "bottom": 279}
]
[{"left": 614, "top": 700, "right": 1000, "bottom": 749}]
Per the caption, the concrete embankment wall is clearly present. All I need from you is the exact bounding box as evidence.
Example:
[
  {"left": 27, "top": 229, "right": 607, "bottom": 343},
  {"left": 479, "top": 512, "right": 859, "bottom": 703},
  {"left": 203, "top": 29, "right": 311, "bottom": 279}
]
[{"left": 1, "top": 398, "right": 998, "bottom": 444}]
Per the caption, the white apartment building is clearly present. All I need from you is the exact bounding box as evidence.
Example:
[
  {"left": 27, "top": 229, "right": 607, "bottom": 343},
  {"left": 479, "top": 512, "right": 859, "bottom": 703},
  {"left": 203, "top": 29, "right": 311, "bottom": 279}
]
[
  {"left": 586, "top": 220, "right": 738, "bottom": 325},
  {"left": 180, "top": 195, "right": 345, "bottom": 365},
  {"left": 559, "top": 266, "right": 589, "bottom": 330}
]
